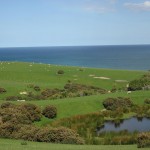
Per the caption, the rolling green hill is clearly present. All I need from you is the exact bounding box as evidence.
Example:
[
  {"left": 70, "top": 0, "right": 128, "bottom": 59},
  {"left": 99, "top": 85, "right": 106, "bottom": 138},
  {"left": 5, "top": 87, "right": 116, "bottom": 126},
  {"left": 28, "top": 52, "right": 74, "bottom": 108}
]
[{"left": 0, "top": 62, "right": 149, "bottom": 149}]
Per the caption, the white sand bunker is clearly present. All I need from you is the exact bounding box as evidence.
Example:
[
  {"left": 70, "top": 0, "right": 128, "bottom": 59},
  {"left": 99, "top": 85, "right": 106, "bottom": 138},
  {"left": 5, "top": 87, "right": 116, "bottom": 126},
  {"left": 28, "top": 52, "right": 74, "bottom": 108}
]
[
  {"left": 93, "top": 76, "right": 110, "bottom": 80},
  {"left": 115, "top": 80, "right": 128, "bottom": 83}
]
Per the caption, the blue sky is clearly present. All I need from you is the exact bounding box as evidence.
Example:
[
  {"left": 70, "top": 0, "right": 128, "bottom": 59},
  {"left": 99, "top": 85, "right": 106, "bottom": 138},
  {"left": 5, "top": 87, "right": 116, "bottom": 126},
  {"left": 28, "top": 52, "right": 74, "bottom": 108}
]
[{"left": 0, "top": 0, "right": 150, "bottom": 47}]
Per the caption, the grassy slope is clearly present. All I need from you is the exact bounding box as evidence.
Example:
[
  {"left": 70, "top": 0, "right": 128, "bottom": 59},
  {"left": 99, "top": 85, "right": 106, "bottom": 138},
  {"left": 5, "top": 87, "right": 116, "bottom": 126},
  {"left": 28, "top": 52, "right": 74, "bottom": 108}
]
[
  {"left": 0, "top": 62, "right": 149, "bottom": 125},
  {"left": 1, "top": 139, "right": 149, "bottom": 150},
  {"left": 0, "top": 62, "right": 149, "bottom": 149},
  {"left": 0, "top": 61, "right": 145, "bottom": 100}
]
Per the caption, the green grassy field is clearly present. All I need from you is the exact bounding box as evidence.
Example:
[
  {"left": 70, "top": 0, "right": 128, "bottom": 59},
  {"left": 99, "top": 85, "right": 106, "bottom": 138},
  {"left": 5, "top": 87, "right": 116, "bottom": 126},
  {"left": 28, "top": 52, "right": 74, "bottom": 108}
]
[
  {"left": 0, "top": 62, "right": 149, "bottom": 125},
  {"left": 1, "top": 138, "right": 149, "bottom": 150},
  {"left": 0, "top": 62, "right": 149, "bottom": 149},
  {"left": 0, "top": 61, "right": 145, "bottom": 100}
]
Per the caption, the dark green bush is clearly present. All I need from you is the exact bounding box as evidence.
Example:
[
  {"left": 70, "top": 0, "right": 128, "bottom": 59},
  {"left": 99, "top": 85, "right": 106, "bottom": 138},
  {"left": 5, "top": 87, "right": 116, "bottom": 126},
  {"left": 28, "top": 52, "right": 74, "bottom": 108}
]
[
  {"left": 42, "top": 105, "right": 57, "bottom": 119},
  {"left": 0, "top": 87, "right": 6, "bottom": 93},
  {"left": 0, "top": 103, "right": 42, "bottom": 124},
  {"left": 21, "top": 103, "right": 42, "bottom": 121},
  {"left": 144, "top": 99, "right": 150, "bottom": 104},
  {"left": 34, "top": 86, "right": 41, "bottom": 91},
  {"left": 1, "top": 102, "right": 15, "bottom": 109},
  {"left": 0, "top": 122, "right": 21, "bottom": 138},
  {"left": 57, "top": 70, "right": 64, "bottom": 75},
  {"left": 41, "top": 89, "right": 60, "bottom": 98},
  {"left": 35, "top": 127, "right": 85, "bottom": 144},
  {"left": 0, "top": 107, "right": 32, "bottom": 124},
  {"left": 137, "top": 132, "right": 150, "bottom": 148},
  {"left": 103, "top": 97, "right": 133, "bottom": 111},
  {"left": 21, "top": 141, "right": 27, "bottom": 145},
  {"left": 14, "top": 125, "right": 40, "bottom": 141},
  {"left": 128, "top": 73, "right": 150, "bottom": 91},
  {"left": 0, "top": 123, "right": 84, "bottom": 145},
  {"left": 6, "top": 96, "right": 22, "bottom": 101}
]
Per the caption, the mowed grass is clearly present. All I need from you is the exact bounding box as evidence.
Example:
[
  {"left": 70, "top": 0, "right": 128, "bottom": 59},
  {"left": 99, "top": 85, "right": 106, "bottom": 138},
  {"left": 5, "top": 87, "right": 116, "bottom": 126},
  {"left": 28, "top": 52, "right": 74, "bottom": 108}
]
[{"left": 1, "top": 139, "right": 149, "bottom": 150}]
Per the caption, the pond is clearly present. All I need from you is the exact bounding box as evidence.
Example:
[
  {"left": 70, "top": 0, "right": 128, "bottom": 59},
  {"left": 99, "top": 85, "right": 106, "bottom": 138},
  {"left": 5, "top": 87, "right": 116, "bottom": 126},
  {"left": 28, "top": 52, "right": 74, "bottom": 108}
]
[{"left": 97, "top": 117, "right": 150, "bottom": 134}]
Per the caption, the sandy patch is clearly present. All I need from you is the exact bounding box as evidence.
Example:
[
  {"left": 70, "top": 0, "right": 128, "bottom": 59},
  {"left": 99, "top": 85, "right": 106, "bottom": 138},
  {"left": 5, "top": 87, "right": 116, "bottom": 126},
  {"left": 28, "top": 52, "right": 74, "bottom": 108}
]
[
  {"left": 89, "top": 74, "right": 95, "bottom": 77},
  {"left": 115, "top": 80, "right": 128, "bottom": 83},
  {"left": 93, "top": 76, "right": 110, "bottom": 80}
]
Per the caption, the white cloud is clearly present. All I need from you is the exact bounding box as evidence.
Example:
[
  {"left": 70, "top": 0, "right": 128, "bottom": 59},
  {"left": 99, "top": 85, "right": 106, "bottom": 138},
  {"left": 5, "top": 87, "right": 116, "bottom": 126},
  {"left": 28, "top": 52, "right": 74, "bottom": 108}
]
[
  {"left": 83, "top": 0, "right": 117, "bottom": 13},
  {"left": 124, "top": 1, "right": 150, "bottom": 12},
  {"left": 84, "top": 5, "right": 115, "bottom": 13}
]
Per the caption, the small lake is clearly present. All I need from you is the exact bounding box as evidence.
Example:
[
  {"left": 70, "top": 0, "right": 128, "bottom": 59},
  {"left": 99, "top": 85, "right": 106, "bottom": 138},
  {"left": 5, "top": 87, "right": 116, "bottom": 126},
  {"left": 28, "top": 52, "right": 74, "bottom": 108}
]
[{"left": 97, "top": 117, "right": 150, "bottom": 134}]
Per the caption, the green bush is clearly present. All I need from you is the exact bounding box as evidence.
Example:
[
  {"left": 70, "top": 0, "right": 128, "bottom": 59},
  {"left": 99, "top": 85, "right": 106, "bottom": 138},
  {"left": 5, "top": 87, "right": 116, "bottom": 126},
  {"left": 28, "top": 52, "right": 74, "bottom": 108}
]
[
  {"left": 128, "top": 73, "right": 150, "bottom": 91},
  {"left": 41, "top": 89, "right": 60, "bottom": 98},
  {"left": 42, "top": 105, "right": 57, "bottom": 119},
  {"left": 57, "top": 70, "right": 64, "bottom": 74},
  {"left": 137, "top": 132, "right": 150, "bottom": 148},
  {"left": 34, "top": 86, "right": 41, "bottom": 91},
  {"left": 6, "top": 96, "right": 22, "bottom": 101},
  {"left": 21, "top": 141, "right": 27, "bottom": 145},
  {"left": 0, "top": 123, "right": 84, "bottom": 145},
  {"left": 0, "top": 107, "right": 32, "bottom": 124},
  {"left": 144, "top": 99, "right": 150, "bottom": 104},
  {"left": 1, "top": 102, "right": 15, "bottom": 109},
  {"left": 14, "top": 125, "right": 40, "bottom": 141},
  {"left": 103, "top": 97, "right": 133, "bottom": 111},
  {"left": 21, "top": 103, "right": 42, "bottom": 121},
  {"left": 0, "top": 122, "right": 21, "bottom": 138},
  {"left": 0, "top": 87, "right": 6, "bottom": 93},
  {"left": 0, "top": 103, "right": 42, "bottom": 124},
  {"left": 35, "top": 127, "right": 85, "bottom": 144}
]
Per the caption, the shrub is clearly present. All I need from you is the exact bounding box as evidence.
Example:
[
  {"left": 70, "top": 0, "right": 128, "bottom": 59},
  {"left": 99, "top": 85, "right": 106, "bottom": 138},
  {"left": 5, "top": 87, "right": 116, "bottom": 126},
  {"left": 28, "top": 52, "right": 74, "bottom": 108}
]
[
  {"left": 144, "top": 99, "right": 150, "bottom": 104},
  {"left": 128, "top": 73, "right": 150, "bottom": 91},
  {"left": 0, "top": 107, "right": 32, "bottom": 124},
  {"left": 0, "top": 87, "right": 6, "bottom": 93},
  {"left": 42, "top": 105, "right": 57, "bottom": 119},
  {"left": 0, "top": 103, "right": 42, "bottom": 124},
  {"left": 21, "top": 141, "right": 27, "bottom": 145},
  {"left": 41, "top": 89, "right": 60, "bottom": 98},
  {"left": 35, "top": 127, "right": 85, "bottom": 144},
  {"left": 21, "top": 103, "right": 42, "bottom": 121},
  {"left": 103, "top": 97, "right": 133, "bottom": 111},
  {"left": 6, "top": 96, "right": 22, "bottom": 101},
  {"left": 1, "top": 102, "right": 15, "bottom": 109},
  {"left": 34, "top": 86, "right": 41, "bottom": 91},
  {"left": 14, "top": 125, "right": 40, "bottom": 141},
  {"left": 137, "top": 132, "right": 150, "bottom": 148},
  {"left": 0, "top": 122, "right": 21, "bottom": 138},
  {"left": 57, "top": 70, "right": 64, "bottom": 75}
]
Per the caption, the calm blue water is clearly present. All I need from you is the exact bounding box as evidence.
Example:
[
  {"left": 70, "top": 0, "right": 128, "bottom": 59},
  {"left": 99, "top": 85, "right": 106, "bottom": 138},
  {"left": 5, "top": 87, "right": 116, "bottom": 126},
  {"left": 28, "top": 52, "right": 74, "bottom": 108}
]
[
  {"left": 0, "top": 45, "right": 150, "bottom": 70},
  {"left": 97, "top": 117, "right": 150, "bottom": 133}
]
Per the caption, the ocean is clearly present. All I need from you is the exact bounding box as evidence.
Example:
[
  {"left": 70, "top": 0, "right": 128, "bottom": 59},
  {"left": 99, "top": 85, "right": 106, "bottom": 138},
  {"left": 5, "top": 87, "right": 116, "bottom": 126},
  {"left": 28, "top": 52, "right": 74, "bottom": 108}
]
[{"left": 0, "top": 45, "right": 150, "bottom": 70}]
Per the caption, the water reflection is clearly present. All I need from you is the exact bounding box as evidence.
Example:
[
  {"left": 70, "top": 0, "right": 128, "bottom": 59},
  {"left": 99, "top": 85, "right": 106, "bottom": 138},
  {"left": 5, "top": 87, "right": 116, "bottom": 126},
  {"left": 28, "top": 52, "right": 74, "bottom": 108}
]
[{"left": 97, "top": 117, "right": 150, "bottom": 134}]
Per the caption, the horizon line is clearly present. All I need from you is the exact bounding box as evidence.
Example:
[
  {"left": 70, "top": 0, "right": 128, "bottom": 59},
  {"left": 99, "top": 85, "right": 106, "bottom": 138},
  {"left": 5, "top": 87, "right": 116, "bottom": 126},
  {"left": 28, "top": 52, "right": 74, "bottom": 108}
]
[{"left": 0, "top": 44, "right": 150, "bottom": 48}]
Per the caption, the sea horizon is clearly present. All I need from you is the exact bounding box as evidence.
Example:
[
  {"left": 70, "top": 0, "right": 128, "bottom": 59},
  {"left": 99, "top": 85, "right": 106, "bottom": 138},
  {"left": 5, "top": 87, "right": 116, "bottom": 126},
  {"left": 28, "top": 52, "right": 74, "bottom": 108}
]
[
  {"left": 0, "top": 45, "right": 150, "bottom": 71},
  {"left": 0, "top": 44, "right": 150, "bottom": 49}
]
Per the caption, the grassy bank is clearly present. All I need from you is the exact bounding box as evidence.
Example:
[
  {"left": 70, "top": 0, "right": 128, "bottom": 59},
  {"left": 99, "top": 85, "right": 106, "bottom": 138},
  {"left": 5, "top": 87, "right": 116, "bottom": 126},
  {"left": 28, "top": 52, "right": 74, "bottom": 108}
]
[{"left": 1, "top": 139, "right": 149, "bottom": 150}]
